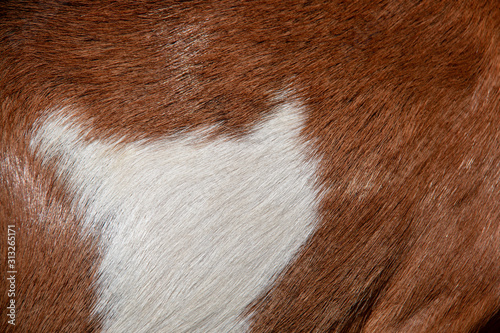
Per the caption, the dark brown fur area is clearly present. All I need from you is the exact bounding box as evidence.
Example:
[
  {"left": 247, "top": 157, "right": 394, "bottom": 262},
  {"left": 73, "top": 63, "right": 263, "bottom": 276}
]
[{"left": 1, "top": 1, "right": 499, "bottom": 332}]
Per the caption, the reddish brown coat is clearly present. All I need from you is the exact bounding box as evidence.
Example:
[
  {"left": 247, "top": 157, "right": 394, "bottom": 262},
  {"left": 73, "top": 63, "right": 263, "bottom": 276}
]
[{"left": 1, "top": 1, "right": 499, "bottom": 332}]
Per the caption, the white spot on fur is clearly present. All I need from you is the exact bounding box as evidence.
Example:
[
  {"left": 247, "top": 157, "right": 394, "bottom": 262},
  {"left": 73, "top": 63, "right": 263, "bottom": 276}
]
[{"left": 32, "top": 100, "right": 320, "bottom": 332}]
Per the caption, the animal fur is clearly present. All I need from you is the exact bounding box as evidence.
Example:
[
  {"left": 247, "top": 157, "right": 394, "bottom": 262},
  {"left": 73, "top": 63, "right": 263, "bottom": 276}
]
[{"left": 1, "top": 1, "right": 499, "bottom": 332}]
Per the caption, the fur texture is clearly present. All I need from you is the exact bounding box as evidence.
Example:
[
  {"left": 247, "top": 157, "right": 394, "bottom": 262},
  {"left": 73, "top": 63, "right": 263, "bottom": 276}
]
[
  {"left": 31, "top": 102, "right": 320, "bottom": 332},
  {"left": 1, "top": 1, "right": 499, "bottom": 332}
]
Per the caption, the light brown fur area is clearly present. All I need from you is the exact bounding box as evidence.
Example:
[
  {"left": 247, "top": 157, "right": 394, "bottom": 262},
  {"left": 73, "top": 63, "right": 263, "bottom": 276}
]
[
  {"left": 1, "top": 1, "right": 500, "bottom": 332},
  {"left": 0, "top": 141, "right": 102, "bottom": 332}
]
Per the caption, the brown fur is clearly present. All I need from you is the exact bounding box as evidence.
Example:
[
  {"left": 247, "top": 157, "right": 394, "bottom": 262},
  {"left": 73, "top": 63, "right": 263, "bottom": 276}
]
[
  {"left": 1, "top": 1, "right": 499, "bottom": 332},
  {"left": 0, "top": 124, "right": 102, "bottom": 331}
]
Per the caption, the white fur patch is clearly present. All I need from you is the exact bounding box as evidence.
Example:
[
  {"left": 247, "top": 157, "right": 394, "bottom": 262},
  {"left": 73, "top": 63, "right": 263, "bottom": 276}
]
[{"left": 31, "top": 101, "right": 320, "bottom": 332}]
